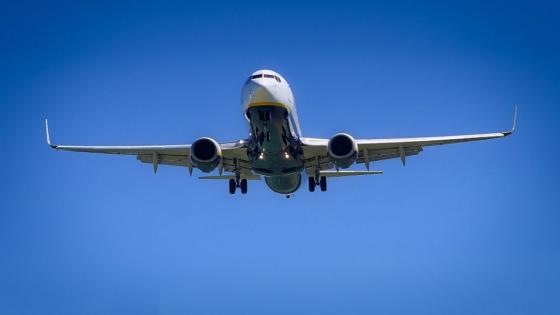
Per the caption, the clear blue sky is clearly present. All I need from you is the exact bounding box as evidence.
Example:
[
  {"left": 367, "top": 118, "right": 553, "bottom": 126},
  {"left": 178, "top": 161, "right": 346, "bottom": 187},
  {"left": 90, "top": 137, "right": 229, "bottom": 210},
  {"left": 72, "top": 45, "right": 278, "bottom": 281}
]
[{"left": 1, "top": 1, "right": 559, "bottom": 314}]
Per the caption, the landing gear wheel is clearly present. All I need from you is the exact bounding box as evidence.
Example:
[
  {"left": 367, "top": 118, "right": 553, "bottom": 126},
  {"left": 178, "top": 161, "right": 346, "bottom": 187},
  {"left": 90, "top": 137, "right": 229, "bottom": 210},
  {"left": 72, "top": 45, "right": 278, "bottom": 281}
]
[
  {"left": 308, "top": 177, "right": 316, "bottom": 192},
  {"left": 229, "top": 179, "right": 236, "bottom": 194},
  {"left": 240, "top": 179, "right": 248, "bottom": 194},
  {"left": 320, "top": 176, "right": 327, "bottom": 192}
]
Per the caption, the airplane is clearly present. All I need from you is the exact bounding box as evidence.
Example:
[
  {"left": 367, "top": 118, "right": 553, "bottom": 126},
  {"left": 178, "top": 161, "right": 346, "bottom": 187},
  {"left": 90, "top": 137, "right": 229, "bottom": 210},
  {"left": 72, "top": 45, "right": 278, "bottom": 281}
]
[{"left": 45, "top": 69, "right": 517, "bottom": 198}]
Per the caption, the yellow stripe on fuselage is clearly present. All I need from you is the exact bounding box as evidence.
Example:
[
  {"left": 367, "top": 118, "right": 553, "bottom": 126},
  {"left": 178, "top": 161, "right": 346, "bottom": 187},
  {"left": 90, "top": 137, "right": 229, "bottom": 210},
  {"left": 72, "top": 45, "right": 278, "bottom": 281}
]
[{"left": 247, "top": 101, "right": 289, "bottom": 111}]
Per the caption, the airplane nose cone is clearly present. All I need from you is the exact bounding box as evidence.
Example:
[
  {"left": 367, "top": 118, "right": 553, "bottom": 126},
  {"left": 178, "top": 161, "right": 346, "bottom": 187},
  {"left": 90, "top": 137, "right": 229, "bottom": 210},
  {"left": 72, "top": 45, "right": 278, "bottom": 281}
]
[{"left": 247, "top": 80, "right": 278, "bottom": 104}]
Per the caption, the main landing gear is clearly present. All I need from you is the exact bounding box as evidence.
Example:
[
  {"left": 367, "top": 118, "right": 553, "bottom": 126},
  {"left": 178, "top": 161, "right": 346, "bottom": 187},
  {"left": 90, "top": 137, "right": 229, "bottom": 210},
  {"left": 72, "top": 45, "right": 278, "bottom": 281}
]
[
  {"left": 308, "top": 176, "right": 327, "bottom": 192},
  {"left": 229, "top": 178, "right": 248, "bottom": 194}
]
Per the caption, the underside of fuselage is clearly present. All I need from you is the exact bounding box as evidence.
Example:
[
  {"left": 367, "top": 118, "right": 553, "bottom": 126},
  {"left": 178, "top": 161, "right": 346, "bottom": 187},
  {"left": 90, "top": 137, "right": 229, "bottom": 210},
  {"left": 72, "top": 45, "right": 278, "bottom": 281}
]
[{"left": 246, "top": 105, "right": 304, "bottom": 193}]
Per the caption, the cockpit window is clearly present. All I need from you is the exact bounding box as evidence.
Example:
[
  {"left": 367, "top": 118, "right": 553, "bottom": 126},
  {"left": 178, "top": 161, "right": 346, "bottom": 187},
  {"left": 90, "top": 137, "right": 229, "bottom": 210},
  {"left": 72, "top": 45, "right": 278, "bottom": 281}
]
[{"left": 247, "top": 74, "right": 282, "bottom": 83}]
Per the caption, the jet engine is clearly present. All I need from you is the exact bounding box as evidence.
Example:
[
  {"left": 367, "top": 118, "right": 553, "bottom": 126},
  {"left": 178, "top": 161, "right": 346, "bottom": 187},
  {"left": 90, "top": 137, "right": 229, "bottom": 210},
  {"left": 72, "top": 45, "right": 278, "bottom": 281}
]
[
  {"left": 190, "top": 137, "right": 222, "bottom": 173},
  {"left": 327, "top": 133, "right": 358, "bottom": 169}
]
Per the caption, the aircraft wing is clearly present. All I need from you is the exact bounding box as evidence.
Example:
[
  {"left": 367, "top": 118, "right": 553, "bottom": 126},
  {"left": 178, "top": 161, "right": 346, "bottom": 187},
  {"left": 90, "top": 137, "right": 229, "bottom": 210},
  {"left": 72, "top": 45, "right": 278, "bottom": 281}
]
[
  {"left": 45, "top": 119, "right": 249, "bottom": 172},
  {"left": 301, "top": 107, "right": 517, "bottom": 170}
]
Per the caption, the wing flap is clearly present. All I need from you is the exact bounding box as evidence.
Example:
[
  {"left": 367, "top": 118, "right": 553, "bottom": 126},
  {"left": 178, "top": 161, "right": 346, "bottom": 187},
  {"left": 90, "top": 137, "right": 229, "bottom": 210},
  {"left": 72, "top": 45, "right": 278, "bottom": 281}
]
[
  {"left": 356, "top": 132, "right": 508, "bottom": 151},
  {"left": 137, "top": 154, "right": 190, "bottom": 167},
  {"left": 53, "top": 144, "right": 190, "bottom": 155},
  {"left": 320, "top": 170, "right": 383, "bottom": 177},
  {"left": 361, "top": 146, "right": 422, "bottom": 162}
]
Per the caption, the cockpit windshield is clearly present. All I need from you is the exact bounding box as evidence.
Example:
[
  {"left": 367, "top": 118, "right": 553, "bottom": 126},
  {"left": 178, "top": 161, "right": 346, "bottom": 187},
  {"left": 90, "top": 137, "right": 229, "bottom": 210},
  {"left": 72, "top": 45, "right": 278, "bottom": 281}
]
[{"left": 247, "top": 73, "right": 282, "bottom": 83}]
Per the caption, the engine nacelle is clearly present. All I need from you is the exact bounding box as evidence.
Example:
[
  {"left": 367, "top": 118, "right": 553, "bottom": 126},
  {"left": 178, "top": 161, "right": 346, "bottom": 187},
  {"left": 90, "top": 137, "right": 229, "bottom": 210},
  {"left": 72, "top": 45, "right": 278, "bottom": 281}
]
[
  {"left": 328, "top": 133, "right": 358, "bottom": 169},
  {"left": 190, "top": 137, "right": 222, "bottom": 173}
]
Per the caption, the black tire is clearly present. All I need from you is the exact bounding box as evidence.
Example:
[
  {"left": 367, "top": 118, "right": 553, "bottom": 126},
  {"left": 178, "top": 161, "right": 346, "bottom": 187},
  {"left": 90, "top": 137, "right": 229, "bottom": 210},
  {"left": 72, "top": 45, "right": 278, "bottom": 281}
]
[
  {"left": 320, "top": 176, "right": 327, "bottom": 191},
  {"left": 308, "top": 177, "right": 316, "bottom": 192},
  {"left": 240, "top": 179, "right": 248, "bottom": 194},
  {"left": 229, "top": 179, "right": 236, "bottom": 194}
]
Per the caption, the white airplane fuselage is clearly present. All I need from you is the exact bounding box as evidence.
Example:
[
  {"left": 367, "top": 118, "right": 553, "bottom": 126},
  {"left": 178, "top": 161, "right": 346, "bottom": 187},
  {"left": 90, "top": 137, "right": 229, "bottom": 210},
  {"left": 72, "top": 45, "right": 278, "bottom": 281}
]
[{"left": 241, "top": 70, "right": 305, "bottom": 194}]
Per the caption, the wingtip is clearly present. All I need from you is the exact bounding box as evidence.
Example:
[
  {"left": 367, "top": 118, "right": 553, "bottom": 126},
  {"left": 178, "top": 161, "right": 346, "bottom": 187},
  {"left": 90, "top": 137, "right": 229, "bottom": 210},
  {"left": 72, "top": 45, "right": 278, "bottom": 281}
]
[
  {"left": 45, "top": 118, "right": 56, "bottom": 148},
  {"left": 502, "top": 106, "right": 517, "bottom": 136},
  {"left": 512, "top": 105, "right": 518, "bottom": 132}
]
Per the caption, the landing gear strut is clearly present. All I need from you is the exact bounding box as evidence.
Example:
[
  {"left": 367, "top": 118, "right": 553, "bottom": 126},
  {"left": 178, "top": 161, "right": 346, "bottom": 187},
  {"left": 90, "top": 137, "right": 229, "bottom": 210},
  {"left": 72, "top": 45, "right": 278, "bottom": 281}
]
[{"left": 229, "top": 178, "right": 248, "bottom": 194}]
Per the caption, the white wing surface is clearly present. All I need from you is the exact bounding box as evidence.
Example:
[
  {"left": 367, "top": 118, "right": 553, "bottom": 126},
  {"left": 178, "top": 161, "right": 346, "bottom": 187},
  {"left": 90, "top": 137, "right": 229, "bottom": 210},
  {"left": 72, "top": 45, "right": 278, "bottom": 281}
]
[
  {"left": 301, "top": 107, "right": 517, "bottom": 171},
  {"left": 45, "top": 119, "right": 249, "bottom": 173}
]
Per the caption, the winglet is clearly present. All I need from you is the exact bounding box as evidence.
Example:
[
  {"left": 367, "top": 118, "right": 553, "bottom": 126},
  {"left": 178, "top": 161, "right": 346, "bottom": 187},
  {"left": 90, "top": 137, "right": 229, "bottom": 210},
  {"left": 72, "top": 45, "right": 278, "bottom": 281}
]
[
  {"left": 45, "top": 118, "right": 56, "bottom": 148},
  {"left": 503, "top": 106, "right": 517, "bottom": 136}
]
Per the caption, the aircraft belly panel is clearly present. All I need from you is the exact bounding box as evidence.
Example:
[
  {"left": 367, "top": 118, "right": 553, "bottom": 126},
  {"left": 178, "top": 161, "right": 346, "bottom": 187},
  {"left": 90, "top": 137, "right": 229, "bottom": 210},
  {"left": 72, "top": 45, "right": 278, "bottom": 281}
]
[{"left": 247, "top": 106, "right": 304, "bottom": 176}]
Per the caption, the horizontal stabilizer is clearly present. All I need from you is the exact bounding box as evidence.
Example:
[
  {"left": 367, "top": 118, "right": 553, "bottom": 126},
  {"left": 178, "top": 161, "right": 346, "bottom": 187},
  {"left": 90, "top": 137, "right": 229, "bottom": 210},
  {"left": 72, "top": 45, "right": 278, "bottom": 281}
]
[
  {"left": 199, "top": 175, "right": 261, "bottom": 180},
  {"left": 320, "top": 170, "right": 383, "bottom": 178}
]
